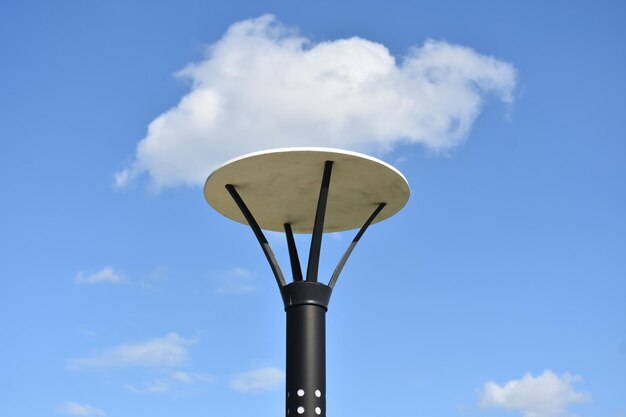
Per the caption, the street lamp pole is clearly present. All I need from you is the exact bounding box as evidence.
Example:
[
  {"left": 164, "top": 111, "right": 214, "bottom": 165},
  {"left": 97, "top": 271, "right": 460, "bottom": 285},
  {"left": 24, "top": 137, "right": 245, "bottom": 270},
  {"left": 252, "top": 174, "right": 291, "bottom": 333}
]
[{"left": 205, "top": 148, "right": 409, "bottom": 416}]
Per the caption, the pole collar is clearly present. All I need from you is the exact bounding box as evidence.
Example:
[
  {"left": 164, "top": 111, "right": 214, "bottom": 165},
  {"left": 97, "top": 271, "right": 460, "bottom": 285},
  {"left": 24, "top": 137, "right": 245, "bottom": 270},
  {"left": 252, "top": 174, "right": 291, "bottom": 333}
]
[{"left": 280, "top": 281, "right": 332, "bottom": 311}]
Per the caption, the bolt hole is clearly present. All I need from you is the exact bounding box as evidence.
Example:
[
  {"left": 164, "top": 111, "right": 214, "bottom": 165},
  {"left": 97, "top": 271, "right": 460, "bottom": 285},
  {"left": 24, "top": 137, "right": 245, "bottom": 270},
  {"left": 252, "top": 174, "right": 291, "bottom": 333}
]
[
  {"left": 315, "top": 407, "right": 322, "bottom": 415},
  {"left": 297, "top": 389, "right": 305, "bottom": 397},
  {"left": 297, "top": 406, "right": 305, "bottom": 414},
  {"left": 315, "top": 390, "right": 321, "bottom": 398}
]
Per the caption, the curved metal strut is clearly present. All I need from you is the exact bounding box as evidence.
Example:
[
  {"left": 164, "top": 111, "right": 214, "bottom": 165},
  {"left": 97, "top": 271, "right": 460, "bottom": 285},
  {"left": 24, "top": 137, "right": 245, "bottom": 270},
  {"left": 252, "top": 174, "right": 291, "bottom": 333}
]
[
  {"left": 224, "top": 163, "right": 386, "bottom": 293},
  {"left": 225, "top": 184, "right": 287, "bottom": 289}
]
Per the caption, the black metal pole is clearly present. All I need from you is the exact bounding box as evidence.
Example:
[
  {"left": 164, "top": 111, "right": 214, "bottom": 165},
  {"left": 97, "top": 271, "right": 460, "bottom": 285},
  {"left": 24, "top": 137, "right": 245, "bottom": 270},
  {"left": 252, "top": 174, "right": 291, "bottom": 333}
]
[
  {"left": 286, "top": 304, "right": 325, "bottom": 417},
  {"left": 281, "top": 282, "right": 331, "bottom": 417}
]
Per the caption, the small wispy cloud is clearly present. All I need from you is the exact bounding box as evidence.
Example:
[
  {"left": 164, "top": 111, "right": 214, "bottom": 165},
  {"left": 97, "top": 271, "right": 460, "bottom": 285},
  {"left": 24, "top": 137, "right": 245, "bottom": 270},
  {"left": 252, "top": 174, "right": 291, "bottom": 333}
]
[
  {"left": 230, "top": 366, "right": 284, "bottom": 392},
  {"left": 125, "top": 380, "right": 171, "bottom": 394},
  {"left": 479, "top": 370, "right": 590, "bottom": 417},
  {"left": 137, "top": 265, "right": 169, "bottom": 291},
  {"left": 59, "top": 402, "right": 106, "bottom": 417},
  {"left": 69, "top": 333, "right": 195, "bottom": 369},
  {"left": 75, "top": 328, "right": 99, "bottom": 339},
  {"left": 126, "top": 371, "right": 216, "bottom": 394},
  {"left": 215, "top": 267, "right": 256, "bottom": 294},
  {"left": 116, "top": 14, "right": 517, "bottom": 190},
  {"left": 172, "top": 371, "right": 216, "bottom": 383},
  {"left": 74, "top": 267, "right": 123, "bottom": 285}
]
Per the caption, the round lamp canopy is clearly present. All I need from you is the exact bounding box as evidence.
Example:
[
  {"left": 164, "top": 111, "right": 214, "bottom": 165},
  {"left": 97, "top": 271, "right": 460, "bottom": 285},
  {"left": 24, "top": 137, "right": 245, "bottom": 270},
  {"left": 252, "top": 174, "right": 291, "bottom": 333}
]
[{"left": 204, "top": 147, "right": 410, "bottom": 234}]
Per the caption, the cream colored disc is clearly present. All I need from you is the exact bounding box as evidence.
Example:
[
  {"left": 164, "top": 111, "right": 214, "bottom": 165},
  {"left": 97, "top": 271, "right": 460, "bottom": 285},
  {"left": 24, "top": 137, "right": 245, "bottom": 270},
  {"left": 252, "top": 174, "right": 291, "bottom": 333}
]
[{"left": 204, "top": 147, "right": 410, "bottom": 233}]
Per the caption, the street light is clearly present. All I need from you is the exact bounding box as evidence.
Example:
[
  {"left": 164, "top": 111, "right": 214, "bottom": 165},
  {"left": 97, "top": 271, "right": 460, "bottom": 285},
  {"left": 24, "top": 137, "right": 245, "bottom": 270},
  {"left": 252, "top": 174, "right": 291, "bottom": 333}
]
[{"left": 204, "top": 147, "right": 409, "bottom": 416}]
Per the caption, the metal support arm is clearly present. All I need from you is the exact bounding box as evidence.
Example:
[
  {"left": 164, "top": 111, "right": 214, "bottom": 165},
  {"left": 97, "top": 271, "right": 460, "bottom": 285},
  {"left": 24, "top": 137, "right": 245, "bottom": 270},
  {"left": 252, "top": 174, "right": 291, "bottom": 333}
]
[
  {"left": 225, "top": 184, "right": 287, "bottom": 289},
  {"left": 306, "top": 161, "right": 334, "bottom": 282},
  {"left": 328, "top": 203, "right": 386, "bottom": 289},
  {"left": 284, "top": 223, "right": 304, "bottom": 282}
]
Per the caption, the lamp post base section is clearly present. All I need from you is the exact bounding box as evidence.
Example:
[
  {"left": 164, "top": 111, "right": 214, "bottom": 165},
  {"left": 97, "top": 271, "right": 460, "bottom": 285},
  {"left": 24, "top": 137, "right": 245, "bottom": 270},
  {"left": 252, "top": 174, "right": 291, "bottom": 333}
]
[{"left": 281, "top": 282, "right": 332, "bottom": 417}]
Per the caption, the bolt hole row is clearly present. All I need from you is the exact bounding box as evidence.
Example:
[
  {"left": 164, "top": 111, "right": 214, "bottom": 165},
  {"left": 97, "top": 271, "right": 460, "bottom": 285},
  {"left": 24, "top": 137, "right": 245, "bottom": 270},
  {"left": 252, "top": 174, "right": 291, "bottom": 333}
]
[
  {"left": 292, "top": 389, "right": 322, "bottom": 398},
  {"left": 295, "top": 406, "right": 322, "bottom": 415}
]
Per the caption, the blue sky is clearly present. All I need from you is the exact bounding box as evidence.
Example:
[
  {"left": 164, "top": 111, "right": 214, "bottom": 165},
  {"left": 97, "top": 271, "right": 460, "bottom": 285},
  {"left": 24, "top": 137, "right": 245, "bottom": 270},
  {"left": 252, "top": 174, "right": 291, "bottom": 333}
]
[{"left": 1, "top": 1, "right": 625, "bottom": 417}]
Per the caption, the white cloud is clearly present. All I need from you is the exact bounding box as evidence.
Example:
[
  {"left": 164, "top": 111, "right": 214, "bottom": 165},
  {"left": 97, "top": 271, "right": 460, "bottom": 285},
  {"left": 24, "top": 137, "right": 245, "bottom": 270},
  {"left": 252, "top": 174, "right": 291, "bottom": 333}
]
[
  {"left": 75, "top": 266, "right": 123, "bottom": 284},
  {"left": 69, "top": 333, "right": 195, "bottom": 369},
  {"left": 125, "top": 380, "right": 171, "bottom": 394},
  {"left": 116, "top": 14, "right": 516, "bottom": 189},
  {"left": 171, "top": 371, "right": 215, "bottom": 383},
  {"left": 215, "top": 267, "right": 256, "bottom": 294},
  {"left": 230, "top": 366, "right": 284, "bottom": 392},
  {"left": 59, "top": 402, "right": 106, "bottom": 417},
  {"left": 479, "top": 370, "right": 590, "bottom": 417},
  {"left": 125, "top": 371, "right": 215, "bottom": 394}
]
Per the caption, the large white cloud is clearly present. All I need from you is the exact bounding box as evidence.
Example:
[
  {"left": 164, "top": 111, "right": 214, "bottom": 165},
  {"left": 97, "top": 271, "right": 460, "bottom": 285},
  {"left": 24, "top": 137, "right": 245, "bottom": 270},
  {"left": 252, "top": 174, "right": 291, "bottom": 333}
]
[
  {"left": 116, "top": 15, "right": 516, "bottom": 189},
  {"left": 479, "top": 370, "right": 590, "bottom": 417}
]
